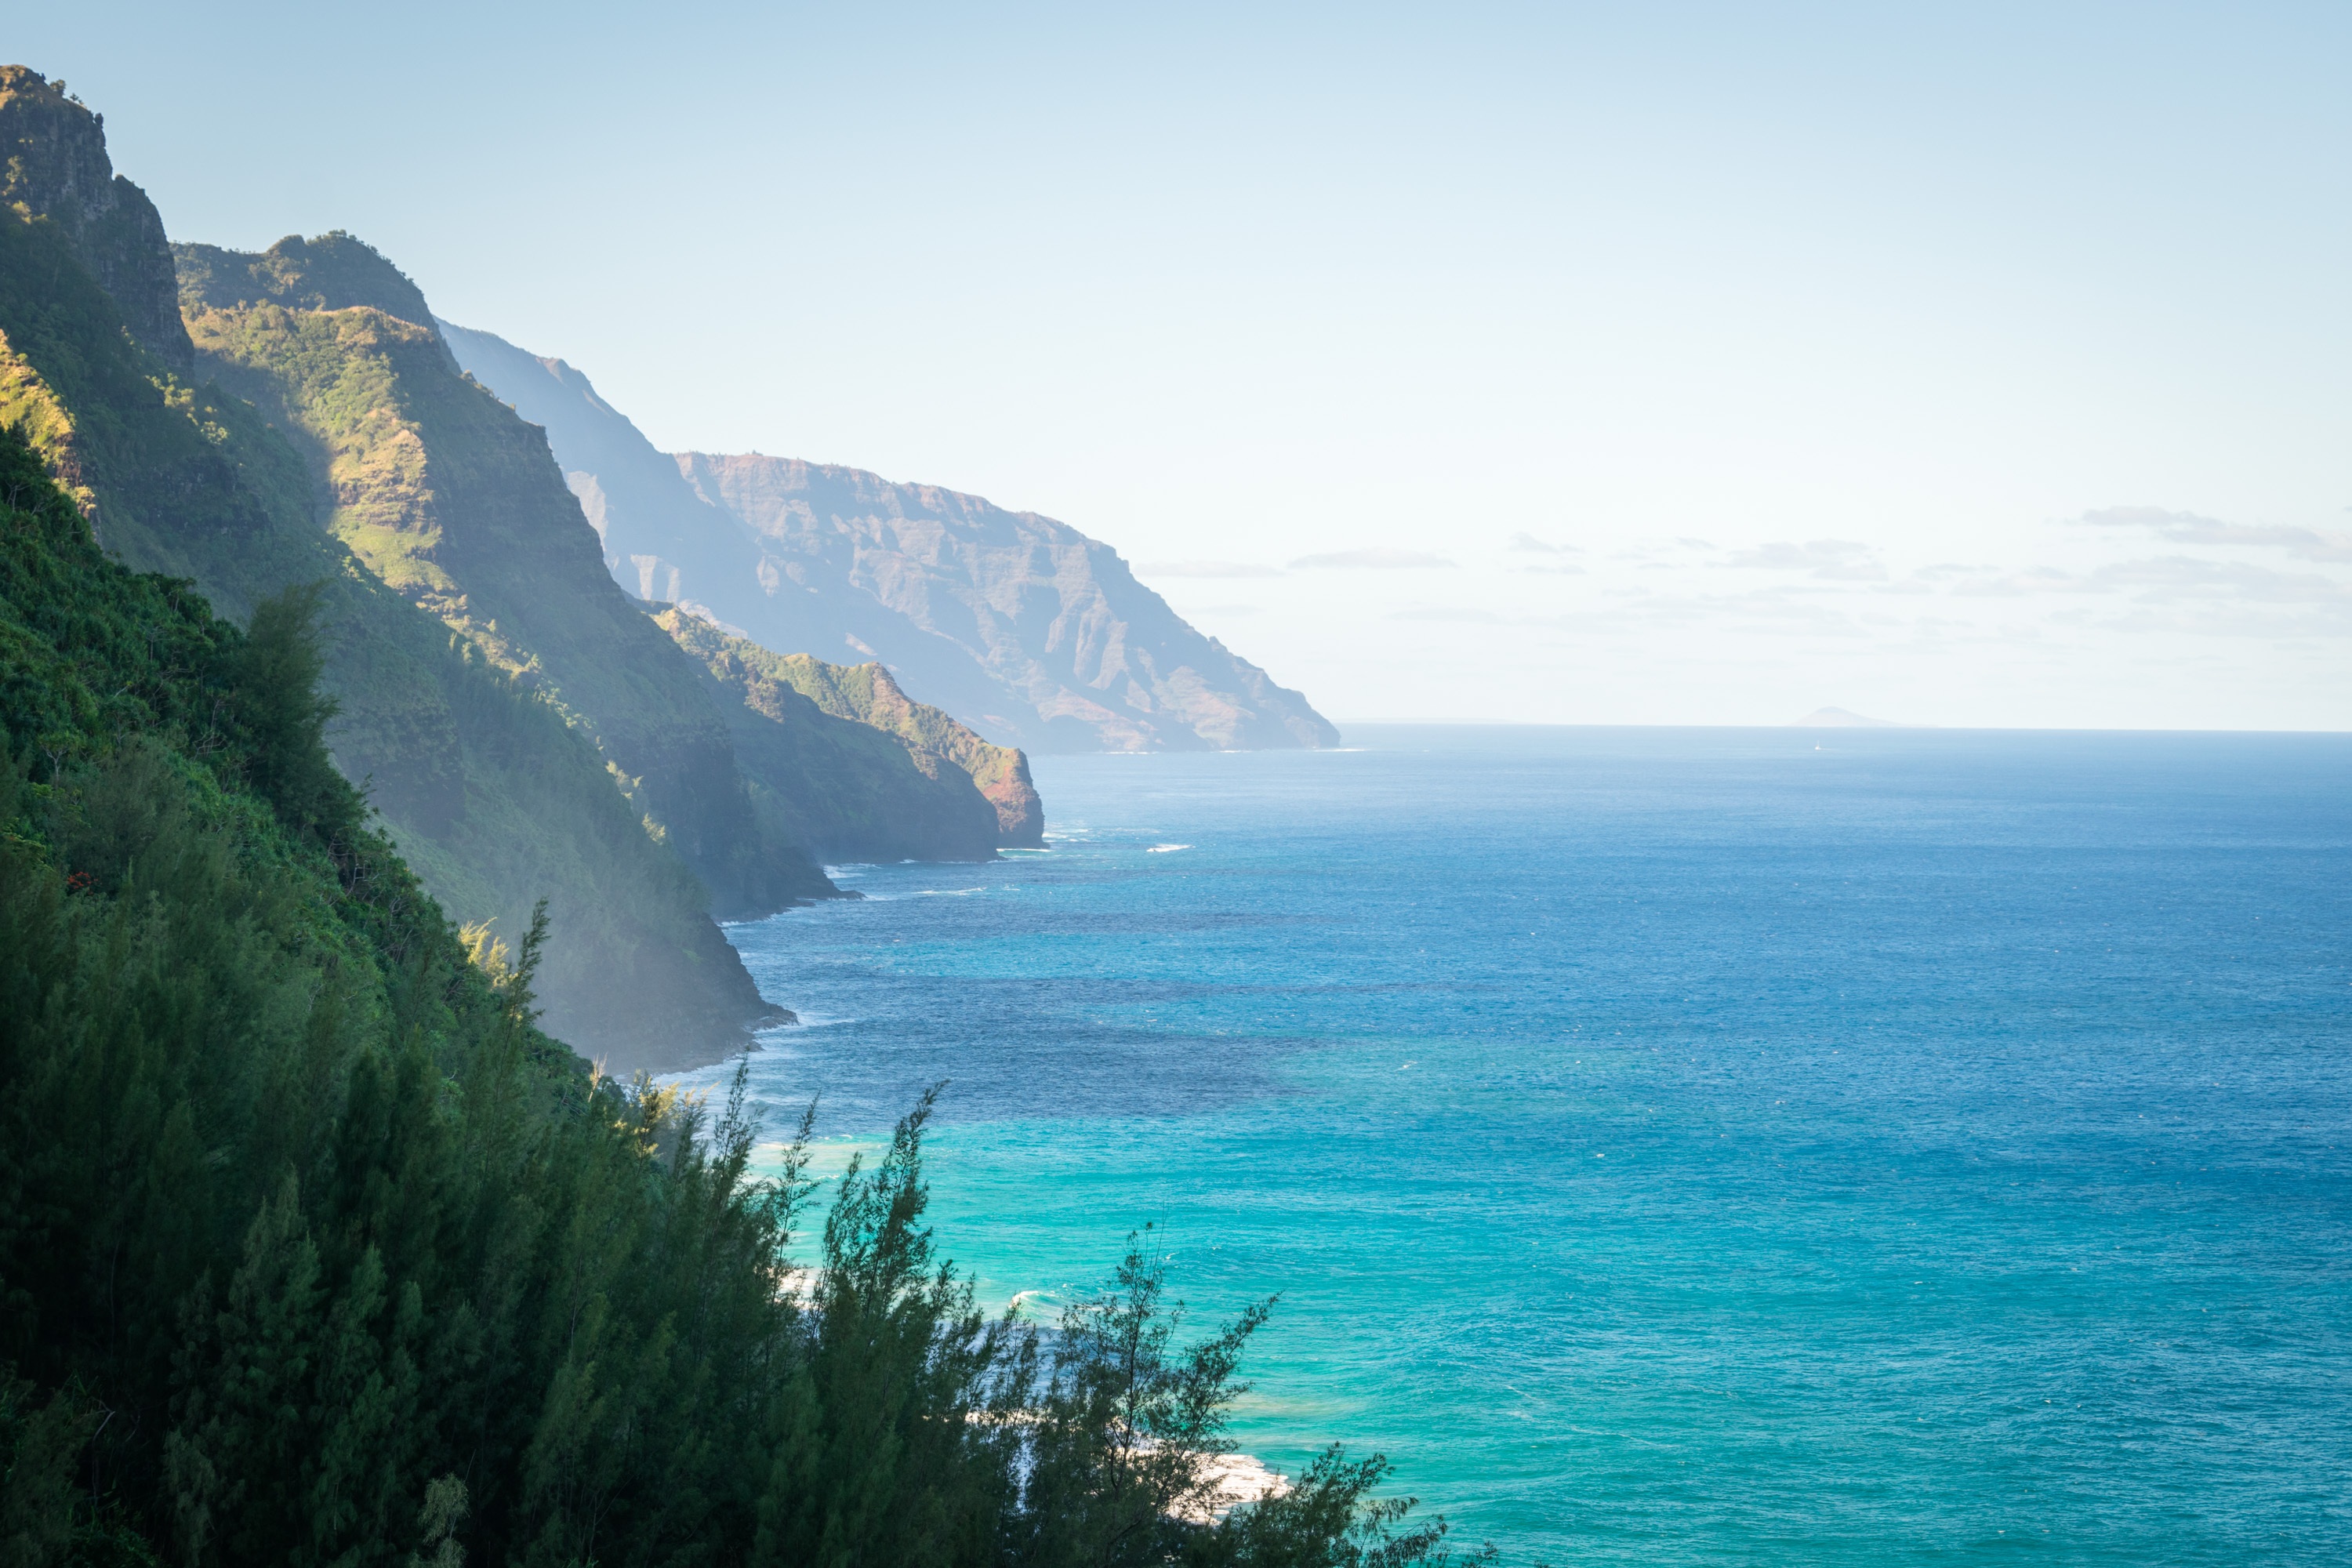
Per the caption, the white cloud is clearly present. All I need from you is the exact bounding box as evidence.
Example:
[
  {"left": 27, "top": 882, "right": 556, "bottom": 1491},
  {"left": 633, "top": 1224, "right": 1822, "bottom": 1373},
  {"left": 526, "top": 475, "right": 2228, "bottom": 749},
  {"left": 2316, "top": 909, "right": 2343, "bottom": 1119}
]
[
  {"left": 1133, "top": 559, "right": 1284, "bottom": 578},
  {"left": 1288, "top": 548, "right": 1457, "bottom": 569},
  {"left": 2078, "top": 506, "right": 2352, "bottom": 562},
  {"left": 1721, "top": 539, "right": 1888, "bottom": 581}
]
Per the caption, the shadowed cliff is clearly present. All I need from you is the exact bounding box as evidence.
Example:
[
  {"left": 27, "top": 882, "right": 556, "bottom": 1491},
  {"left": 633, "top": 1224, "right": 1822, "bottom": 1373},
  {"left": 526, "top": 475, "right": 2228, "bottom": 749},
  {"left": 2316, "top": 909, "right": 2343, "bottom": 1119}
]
[
  {"left": 654, "top": 605, "right": 1044, "bottom": 857},
  {"left": 174, "top": 234, "right": 831, "bottom": 920}
]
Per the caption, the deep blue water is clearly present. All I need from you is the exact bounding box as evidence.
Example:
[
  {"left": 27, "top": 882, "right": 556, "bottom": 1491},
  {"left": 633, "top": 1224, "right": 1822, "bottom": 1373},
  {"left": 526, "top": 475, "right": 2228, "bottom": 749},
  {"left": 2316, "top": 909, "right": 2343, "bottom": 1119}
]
[{"left": 674, "top": 725, "right": 2352, "bottom": 1563}]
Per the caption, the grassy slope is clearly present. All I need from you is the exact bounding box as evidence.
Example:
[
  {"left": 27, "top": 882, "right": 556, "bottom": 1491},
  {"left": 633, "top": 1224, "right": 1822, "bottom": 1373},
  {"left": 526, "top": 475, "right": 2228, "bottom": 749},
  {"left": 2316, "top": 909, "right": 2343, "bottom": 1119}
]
[
  {"left": 0, "top": 195, "right": 774, "bottom": 1070},
  {"left": 176, "top": 247, "right": 830, "bottom": 919},
  {"left": 652, "top": 607, "right": 1008, "bottom": 863}
]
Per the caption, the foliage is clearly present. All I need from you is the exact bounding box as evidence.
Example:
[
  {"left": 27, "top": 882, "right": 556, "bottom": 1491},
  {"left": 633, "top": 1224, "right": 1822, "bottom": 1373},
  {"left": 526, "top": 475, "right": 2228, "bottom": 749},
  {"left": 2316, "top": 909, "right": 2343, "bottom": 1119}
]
[
  {"left": 0, "top": 430, "right": 1465, "bottom": 1565},
  {"left": 179, "top": 285, "right": 827, "bottom": 920},
  {"left": 0, "top": 162, "right": 776, "bottom": 1069},
  {"left": 174, "top": 233, "right": 445, "bottom": 350}
]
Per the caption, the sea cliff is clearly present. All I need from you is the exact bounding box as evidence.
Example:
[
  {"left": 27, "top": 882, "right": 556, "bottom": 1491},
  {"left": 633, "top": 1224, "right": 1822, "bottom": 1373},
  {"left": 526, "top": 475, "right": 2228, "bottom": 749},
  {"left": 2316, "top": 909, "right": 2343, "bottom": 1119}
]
[{"left": 441, "top": 321, "right": 1339, "bottom": 753}]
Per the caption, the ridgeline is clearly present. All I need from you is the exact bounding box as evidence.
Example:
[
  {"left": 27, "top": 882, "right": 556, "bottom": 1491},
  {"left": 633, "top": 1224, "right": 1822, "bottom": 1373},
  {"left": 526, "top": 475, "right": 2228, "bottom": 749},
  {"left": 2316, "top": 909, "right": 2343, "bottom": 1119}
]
[{"left": 0, "top": 67, "right": 1051, "bottom": 1070}]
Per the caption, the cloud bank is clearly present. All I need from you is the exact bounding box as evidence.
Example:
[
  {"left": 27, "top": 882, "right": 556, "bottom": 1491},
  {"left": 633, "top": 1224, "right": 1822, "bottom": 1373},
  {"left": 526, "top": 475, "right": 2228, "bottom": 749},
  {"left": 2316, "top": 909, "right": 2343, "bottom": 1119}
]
[{"left": 1288, "top": 548, "right": 1458, "bottom": 570}]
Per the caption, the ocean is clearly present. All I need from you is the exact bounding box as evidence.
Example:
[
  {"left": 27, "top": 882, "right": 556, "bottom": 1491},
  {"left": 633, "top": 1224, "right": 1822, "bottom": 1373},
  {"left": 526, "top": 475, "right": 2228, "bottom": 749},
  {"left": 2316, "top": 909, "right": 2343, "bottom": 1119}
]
[{"left": 670, "top": 724, "right": 2352, "bottom": 1563}]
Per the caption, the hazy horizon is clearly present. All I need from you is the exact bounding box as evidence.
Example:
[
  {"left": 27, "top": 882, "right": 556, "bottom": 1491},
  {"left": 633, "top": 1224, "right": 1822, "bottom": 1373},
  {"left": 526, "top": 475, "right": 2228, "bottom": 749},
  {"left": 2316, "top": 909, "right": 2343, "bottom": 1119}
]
[{"left": 19, "top": 2, "right": 2347, "bottom": 731}]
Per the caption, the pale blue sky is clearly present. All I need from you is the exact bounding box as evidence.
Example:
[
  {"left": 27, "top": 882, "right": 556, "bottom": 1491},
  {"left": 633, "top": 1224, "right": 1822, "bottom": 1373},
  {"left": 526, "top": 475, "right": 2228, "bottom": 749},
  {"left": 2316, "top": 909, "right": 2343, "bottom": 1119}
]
[{"left": 20, "top": 2, "right": 2350, "bottom": 727}]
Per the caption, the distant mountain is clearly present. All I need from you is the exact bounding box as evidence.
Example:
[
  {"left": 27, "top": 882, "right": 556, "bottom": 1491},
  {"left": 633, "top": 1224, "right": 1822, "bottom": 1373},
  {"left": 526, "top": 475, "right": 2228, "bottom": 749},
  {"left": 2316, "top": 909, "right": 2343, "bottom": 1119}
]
[
  {"left": 1791, "top": 706, "right": 1903, "bottom": 728},
  {"left": 440, "top": 322, "right": 1339, "bottom": 753}
]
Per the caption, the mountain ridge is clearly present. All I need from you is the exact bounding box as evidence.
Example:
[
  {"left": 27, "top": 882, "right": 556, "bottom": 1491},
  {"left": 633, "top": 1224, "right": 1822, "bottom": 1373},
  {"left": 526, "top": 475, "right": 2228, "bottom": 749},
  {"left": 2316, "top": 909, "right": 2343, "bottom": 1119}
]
[
  {"left": 0, "top": 70, "right": 1059, "bottom": 1071},
  {"left": 0, "top": 74, "right": 793, "bottom": 1066},
  {"left": 439, "top": 321, "right": 1340, "bottom": 753}
]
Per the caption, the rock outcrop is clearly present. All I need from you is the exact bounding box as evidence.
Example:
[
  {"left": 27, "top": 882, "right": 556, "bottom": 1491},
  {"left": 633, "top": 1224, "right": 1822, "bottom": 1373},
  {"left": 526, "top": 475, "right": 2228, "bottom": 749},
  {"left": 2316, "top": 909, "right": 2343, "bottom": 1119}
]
[
  {"left": 0, "top": 67, "right": 191, "bottom": 371},
  {"left": 736, "top": 643, "right": 1044, "bottom": 848}
]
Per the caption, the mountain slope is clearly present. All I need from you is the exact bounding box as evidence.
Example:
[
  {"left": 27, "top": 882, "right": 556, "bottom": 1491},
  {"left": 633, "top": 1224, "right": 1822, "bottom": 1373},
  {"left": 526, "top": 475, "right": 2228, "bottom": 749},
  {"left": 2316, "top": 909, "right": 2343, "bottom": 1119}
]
[
  {"left": 742, "top": 640, "right": 1046, "bottom": 847},
  {"left": 653, "top": 608, "right": 1014, "bottom": 862},
  {"left": 0, "top": 71, "right": 779, "bottom": 1068},
  {"left": 441, "top": 321, "right": 1339, "bottom": 753},
  {"left": 177, "top": 236, "right": 829, "bottom": 920},
  {"left": 655, "top": 605, "right": 1042, "bottom": 856}
]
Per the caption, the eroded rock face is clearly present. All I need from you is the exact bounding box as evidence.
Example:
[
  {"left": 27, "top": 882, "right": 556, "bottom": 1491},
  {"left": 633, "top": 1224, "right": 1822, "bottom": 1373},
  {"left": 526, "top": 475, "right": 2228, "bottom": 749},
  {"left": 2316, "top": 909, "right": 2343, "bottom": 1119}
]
[
  {"left": 440, "top": 320, "right": 1339, "bottom": 753},
  {"left": 0, "top": 67, "right": 192, "bottom": 371},
  {"left": 677, "top": 453, "right": 1340, "bottom": 753},
  {"left": 655, "top": 606, "right": 1032, "bottom": 862},
  {"left": 660, "top": 607, "right": 1045, "bottom": 850},
  {"left": 179, "top": 260, "right": 830, "bottom": 920}
]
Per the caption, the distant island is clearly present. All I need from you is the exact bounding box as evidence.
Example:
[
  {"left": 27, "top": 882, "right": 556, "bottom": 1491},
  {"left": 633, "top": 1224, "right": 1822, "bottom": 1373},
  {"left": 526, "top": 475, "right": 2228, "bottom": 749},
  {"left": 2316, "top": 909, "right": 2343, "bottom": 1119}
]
[{"left": 1791, "top": 706, "right": 1904, "bottom": 728}]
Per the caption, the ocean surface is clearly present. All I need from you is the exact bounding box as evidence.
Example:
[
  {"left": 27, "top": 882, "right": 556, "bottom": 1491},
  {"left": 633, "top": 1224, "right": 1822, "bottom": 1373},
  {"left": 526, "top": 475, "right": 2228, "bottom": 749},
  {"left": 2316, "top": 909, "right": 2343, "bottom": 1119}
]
[{"left": 673, "top": 725, "right": 2352, "bottom": 1563}]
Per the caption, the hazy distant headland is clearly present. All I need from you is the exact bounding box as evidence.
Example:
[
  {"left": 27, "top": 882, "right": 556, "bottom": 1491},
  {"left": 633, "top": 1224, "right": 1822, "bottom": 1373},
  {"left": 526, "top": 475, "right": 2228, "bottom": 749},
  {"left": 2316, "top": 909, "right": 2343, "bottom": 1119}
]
[
  {"left": 1791, "top": 706, "right": 1905, "bottom": 728},
  {"left": 441, "top": 321, "right": 1340, "bottom": 754}
]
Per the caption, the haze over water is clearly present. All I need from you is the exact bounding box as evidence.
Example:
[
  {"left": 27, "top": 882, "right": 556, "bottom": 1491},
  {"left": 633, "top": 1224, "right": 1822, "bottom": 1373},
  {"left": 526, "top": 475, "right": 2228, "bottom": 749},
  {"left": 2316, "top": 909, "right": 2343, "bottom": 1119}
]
[{"left": 679, "top": 725, "right": 2352, "bottom": 1563}]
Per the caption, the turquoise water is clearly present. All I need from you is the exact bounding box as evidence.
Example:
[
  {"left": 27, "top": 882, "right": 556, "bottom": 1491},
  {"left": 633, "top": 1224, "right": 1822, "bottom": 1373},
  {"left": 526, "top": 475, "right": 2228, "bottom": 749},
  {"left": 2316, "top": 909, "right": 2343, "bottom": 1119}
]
[{"left": 676, "top": 725, "right": 2352, "bottom": 1563}]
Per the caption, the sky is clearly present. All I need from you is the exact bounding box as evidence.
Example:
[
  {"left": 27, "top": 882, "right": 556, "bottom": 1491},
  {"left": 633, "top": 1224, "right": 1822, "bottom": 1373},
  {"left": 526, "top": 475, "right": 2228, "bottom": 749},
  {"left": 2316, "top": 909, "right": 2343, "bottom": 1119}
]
[{"left": 18, "top": 2, "right": 2349, "bottom": 728}]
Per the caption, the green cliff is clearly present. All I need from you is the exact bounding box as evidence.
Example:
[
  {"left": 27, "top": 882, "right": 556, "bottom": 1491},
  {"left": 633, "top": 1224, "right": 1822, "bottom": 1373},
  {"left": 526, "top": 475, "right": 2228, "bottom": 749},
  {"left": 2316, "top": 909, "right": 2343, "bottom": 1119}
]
[
  {"left": 0, "top": 67, "right": 191, "bottom": 372},
  {"left": 174, "top": 234, "right": 829, "bottom": 921},
  {"left": 721, "top": 626, "right": 1045, "bottom": 848},
  {"left": 0, "top": 71, "right": 779, "bottom": 1069},
  {"left": 654, "top": 606, "right": 1044, "bottom": 862}
]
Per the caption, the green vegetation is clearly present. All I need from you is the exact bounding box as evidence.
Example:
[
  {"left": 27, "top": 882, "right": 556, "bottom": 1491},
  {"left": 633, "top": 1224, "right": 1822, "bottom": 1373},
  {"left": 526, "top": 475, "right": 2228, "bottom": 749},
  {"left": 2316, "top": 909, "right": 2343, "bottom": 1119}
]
[
  {"left": 0, "top": 426, "right": 1467, "bottom": 1566},
  {"left": 0, "top": 68, "right": 783, "bottom": 1069},
  {"left": 176, "top": 232, "right": 448, "bottom": 363},
  {"left": 178, "top": 245, "right": 825, "bottom": 920},
  {"left": 737, "top": 631, "right": 1045, "bottom": 848},
  {"left": 656, "top": 606, "right": 1040, "bottom": 862}
]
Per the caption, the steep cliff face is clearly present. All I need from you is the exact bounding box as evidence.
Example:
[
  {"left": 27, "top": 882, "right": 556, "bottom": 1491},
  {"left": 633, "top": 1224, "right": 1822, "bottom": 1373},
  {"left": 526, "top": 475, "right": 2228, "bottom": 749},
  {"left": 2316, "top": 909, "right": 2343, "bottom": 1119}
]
[
  {"left": 681, "top": 453, "right": 1341, "bottom": 753},
  {"left": 655, "top": 607, "right": 1044, "bottom": 852},
  {"left": 744, "top": 644, "right": 1046, "bottom": 847},
  {"left": 0, "top": 71, "right": 779, "bottom": 1070},
  {"left": 0, "top": 67, "right": 191, "bottom": 372},
  {"left": 177, "top": 239, "right": 829, "bottom": 919},
  {"left": 440, "top": 322, "right": 1339, "bottom": 753},
  {"left": 652, "top": 608, "right": 1021, "bottom": 863},
  {"left": 436, "top": 321, "right": 761, "bottom": 607}
]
